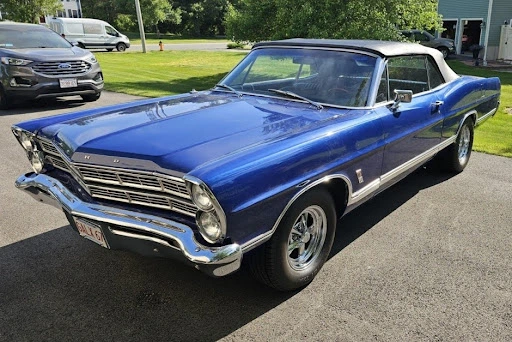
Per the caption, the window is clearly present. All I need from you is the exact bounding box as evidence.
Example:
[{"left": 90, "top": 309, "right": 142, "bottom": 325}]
[
  {"left": 67, "top": 9, "right": 72, "bottom": 17},
  {"left": 83, "top": 23, "right": 103, "bottom": 35},
  {"left": 376, "top": 67, "right": 389, "bottom": 103},
  {"left": 387, "top": 56, "right": 428, "bottom": 94},
  {"left": 414, "top": 32, "right": 430, "bottom": 42},
  {"left": 72, "top": 10, "right": 78, "bottom": 18},
  {"left": 66, "top": 23, "right": 84, "bottom": 34},
  {"left": 105, "top": 26, "right": 118, "bottom": 36},
  {"left": 426, "top": 57, "right": 444, "bottom": 89}
]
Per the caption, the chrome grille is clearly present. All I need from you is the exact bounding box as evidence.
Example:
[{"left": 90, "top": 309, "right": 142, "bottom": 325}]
[
  {"left": 32, "top": 60, "right": 91, "bottom": 76},
  {"left": 75, "top": 164, "right": 190, "bottom": 199},
  {"left": 34, "top": 138, "right": 196, "bottom": 217},
  {"left": 88, "top": 185, "right": 196, "bottom": 216},
  {"left": 38, "top": 138, "right": 70, "bottom": 172}
]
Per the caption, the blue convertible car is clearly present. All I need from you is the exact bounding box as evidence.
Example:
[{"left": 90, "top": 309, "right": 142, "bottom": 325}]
[{"left": 12, "top": 39, "right": 500, "bottom": 290}]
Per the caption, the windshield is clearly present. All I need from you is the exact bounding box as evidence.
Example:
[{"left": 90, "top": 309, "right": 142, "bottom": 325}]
[
  {"left": 0, "top": 27, "right": 72, "bottom": 49},
  {"left": 221, "top": 48, "right": 377, "bottom": 107}
]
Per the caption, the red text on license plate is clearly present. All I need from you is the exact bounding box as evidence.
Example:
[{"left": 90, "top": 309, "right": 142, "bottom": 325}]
[{"left": 74, "top": 218, "right": 109, "bottom": 249}]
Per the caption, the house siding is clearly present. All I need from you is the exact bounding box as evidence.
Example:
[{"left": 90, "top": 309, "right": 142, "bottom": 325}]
[
  {"left": 438, "top": 0, "right": 512, "bottom": 60},
  {"left": 490, "top": 1, "right": 512, "bottom": 46}
]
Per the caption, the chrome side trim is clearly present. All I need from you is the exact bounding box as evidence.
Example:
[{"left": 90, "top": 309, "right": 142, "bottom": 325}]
[
  {"left": 349, "top": 178, "right": 380, "bottom": 205},
  {"left": 241, "top": 174, "right": 354, "bottom": 252},
  {"left": 15, "top": 172, "right": 242, "bottom": 276},
  {"left": 241, "top": 123, "right": 467, "bottom": 253},
  {"left": 476, "top": 108, "right": 497, "bottom": 126}
]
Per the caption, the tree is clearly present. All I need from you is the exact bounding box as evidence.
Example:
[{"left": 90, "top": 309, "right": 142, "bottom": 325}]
[
  {"left": 226, "top": 0, "right": 442, "bottom": 42},
  {"left": 1, "top": 0, "right": 63, "bottom": 23}
]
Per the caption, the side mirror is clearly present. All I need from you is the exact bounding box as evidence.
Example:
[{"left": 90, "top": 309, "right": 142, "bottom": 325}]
[
  {"left": 71, "top": 42, "right": 79, "bottom": 47},
  {"left": 390, "top": 89, "right": 413, "bottom": 111}
]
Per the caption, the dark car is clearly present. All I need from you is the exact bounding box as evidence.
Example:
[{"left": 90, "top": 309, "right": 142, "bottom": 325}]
[
  {"left": 0, "top": 22, "right": 103, "bottom": 109},
  {"left": 401, "top": 29, "right": 456, "bottom": 59},
  {"left": 12, "top": 39, "right": 500, "bottom": 291}
]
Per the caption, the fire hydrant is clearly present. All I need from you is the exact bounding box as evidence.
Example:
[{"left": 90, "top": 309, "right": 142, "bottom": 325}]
[{"left": 159, "top": 41, "right": 164, "bottom": 51}]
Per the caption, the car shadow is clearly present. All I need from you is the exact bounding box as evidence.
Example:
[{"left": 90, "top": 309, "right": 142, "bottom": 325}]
[
  {"left": 0, "top": 97, "right": 87, "bottom": 116},
  {"left": 330, "top": 166, "right": 454, "bottom": 258},
  {"left": 0, "top": 166, "right": 454, "bottom": 341}
]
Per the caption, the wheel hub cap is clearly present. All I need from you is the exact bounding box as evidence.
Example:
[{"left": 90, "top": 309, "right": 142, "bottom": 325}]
[{"left": 287, "top": 205, "right": 327, "bottom": 271}]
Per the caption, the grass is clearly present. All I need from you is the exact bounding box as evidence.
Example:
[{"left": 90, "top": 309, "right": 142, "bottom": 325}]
[
  {"left": 94, "top": 51, "right": 512, "bottom": 157},
  {"left": 448, "top": 60, "right": 512, "bottom": 157},
  {"left": 124, "top": 32, "right": 229, "bottom": 45},
  {"left": 95, "top": 50, "right": 246, "bottom": 97}
]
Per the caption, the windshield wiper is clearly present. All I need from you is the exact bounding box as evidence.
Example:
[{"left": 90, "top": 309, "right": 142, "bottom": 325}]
[
  {"left": 268, "top": 88, "right": 323, "bottom": 110},
  {"left": 213, "top": 83, "right": 242, "bottom": 98}
]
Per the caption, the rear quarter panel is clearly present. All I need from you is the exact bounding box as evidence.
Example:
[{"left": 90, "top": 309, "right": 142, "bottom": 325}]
[{"left": 438, "top": 76, "right": 500, "bottom": 138}]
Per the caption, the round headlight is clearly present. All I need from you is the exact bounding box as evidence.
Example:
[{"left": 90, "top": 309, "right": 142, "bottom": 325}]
[
  {"left": 20, "top": 132, "right": 34, "bottom": 151},
  {"left": 191, "top": 184, "right": 213, "bottom": 211},
  {"left": 197, "top": 211, "right": 222, "bottom": 243},
  {"left": 30, "top": 151, "right": 45, "bottom": 173}
]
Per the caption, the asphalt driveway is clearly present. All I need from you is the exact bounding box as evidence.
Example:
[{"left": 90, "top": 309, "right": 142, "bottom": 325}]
[{"left": 0, "top": 93, "right": 511, "bottom": 341}]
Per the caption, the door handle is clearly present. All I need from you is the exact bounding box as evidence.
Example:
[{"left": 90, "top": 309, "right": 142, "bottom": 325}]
[{"left": 431, "top": 100, "right": 444, "bottom": 114}]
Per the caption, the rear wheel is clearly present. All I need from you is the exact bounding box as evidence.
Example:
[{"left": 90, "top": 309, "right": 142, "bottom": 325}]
[
  {"left": 81, "top": 92, "right": 101, "bottom": 102},
  {"left": 436, "top": 118, "right": 474, "bottom": 173},
  {"left": 116, "top": 43, "right": 127, "bottom": 52},
  {"left": 248, "top": 188, "right": 336, "bottom": 291}
]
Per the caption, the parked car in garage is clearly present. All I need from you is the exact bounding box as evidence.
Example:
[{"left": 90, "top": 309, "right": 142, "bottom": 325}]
[
  {"left": 12, "top": 39, "right": 500, "bottom": 291},
  {"left": 401, "top": 30, "right": 456, "bottom": 59},
  {"left": 0, "top": 22, "right": 103, "bottom": 109}
]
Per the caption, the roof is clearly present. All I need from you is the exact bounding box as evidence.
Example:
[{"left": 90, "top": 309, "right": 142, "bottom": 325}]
[
  {"left": 255, "top": 38, "right": 442, "bottom": 57},
  {"left": 0, "top": 22, "right": 47, "bottom": 31},
  {"left": 253, "top": 38, "right": 459, "bottom": 82}
]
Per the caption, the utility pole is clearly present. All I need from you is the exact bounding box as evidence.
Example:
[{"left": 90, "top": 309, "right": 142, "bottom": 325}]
[{"left": 135, "top": 0, "right": 147, "bottom": 53}]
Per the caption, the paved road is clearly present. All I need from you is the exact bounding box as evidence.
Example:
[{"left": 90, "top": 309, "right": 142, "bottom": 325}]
[
  {"left": 1, "top": 93, "right": 511, "bottom": 341},
  {"left": 129, "top": 42, "right": 229, "bottom": 52}
]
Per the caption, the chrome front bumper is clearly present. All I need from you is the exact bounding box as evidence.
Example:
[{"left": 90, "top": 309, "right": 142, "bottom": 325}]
[{"left": 15, "top": 172, "right": 242, "bottom": 277}]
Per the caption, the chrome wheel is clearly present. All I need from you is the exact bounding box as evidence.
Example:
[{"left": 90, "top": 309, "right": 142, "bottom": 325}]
[
  {"left": 287, "top": 205, "right": 327, "bottom": 271},
  {"left": 458, "top": 124, "right": 471, "bottom": 164}
]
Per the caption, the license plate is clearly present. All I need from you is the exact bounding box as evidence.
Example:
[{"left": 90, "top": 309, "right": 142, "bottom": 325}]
[
  {"left": 59, "top": 78, "right": 77, "bottom": 88},
  {"left": 74, "top": 218, "right": 109, "bottom": 249}
]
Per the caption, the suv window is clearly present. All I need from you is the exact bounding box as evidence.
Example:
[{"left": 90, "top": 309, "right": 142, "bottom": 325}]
[{"left": 414, "top": 32, "right": 430, "bottom": 42}]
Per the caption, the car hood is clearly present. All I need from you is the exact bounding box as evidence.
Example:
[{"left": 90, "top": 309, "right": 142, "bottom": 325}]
[
  {"left": 39, "top": 92, "right": 350, "bottom": 174},
  {"left": 1, "top": 47, "right": 90, "bottom": 60}
]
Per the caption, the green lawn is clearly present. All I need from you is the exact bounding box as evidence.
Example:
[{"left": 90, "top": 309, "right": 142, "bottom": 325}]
[
  {"left": 448, "top": 61, "right": 512, "bottom": 157},
  {"left": 95, "top": 50, "right": 245, "bottom": 97},
  {"left": 94, "top": 51, "right": 512, "bottom": 158}
]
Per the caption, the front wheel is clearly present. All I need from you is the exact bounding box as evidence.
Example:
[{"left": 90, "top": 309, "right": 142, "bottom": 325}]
[
  {"left": 116, "top": 43, "right": 127, "bottom": 52},
  {"left": 248, "top": 188, "right": 336, "bottom": 291}
]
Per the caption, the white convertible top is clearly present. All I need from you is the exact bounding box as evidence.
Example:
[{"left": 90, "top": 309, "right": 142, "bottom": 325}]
[{"left": 254, "top": 38, "right": 460, "bottom": 82}]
